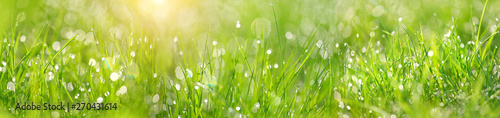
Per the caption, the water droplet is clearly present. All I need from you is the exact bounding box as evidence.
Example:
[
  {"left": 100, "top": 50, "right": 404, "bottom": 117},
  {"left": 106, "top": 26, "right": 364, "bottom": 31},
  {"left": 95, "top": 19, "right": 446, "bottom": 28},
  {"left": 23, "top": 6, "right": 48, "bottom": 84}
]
[
  {"left": 236, "top": 106, "right": 241, "bottom": 111},
  {"left": 274, "top": 64, "right": 279, "bottom": 68},
  {"left": 460, "top": 43, "right": 464, "bottom": 48},
  {"left": 212, "top": 41, "right": 217, "bottom": 46},
  {"left": 130, "top": 51, "right": 135, "bottom": 57},
  {"left": 175, "top": 66, "right": 185, "bottom": 80},
  {"left": 339, "top": 102, "right": 344, "bottom": 108},
  {"left": 316, "top": 40, "right": 323, "bottom": 48},
  {"left": 110, "top": 72, "right": 119, "bottom": 81},
  {"left": 285, "top": 32, "right": 293, "bottom": 39},
  {"left": 20, "top": 35, "right": 26, "bottom": 42},
  {"left": 267, "top": 49, "right": 272, "bottom": 54},
  {"left": 96, "top": 97, "right": 103, "bottom": 103},
  {"left": 398, "top": 17, "right": 403, "bottom": 22},
  {"left": 236, "top": 21, "right": 241, "bottom": 28},
  {"left": 153, "top": 94, "right": 160, "bottom": 103},
  {"left": 116, "top": 86, "right": 127, "bottom": 96},
  {"left": 89, "top": 58, "right": 96, "bottom": 66},
  {"left": 7, "top": 82, "right": 15, "bottom": 91},
  {"left": 175, "top": 84, "right": 181, "bottom": 90},
  {"left": 334, "top": 91, "right": 341, "bottom": 102},
  {"left": 428, "top": 50, "right": 434, "bottom": 57},
  {"left": 361, "top": 47, "right": 366, "bottom": 53},
  {"left": 67, "top": 82, "right": 74, "bottom": 91},
  {"left": 52, "top": 41, "right": 61, "bottom": 51}
]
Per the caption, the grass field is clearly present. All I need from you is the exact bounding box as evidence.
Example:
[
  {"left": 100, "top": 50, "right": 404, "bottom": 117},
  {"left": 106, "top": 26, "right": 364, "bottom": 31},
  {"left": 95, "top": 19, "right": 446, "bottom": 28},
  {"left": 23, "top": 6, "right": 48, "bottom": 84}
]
[{"left": 1, "top": 0, "right": 500, "bottom": 117}]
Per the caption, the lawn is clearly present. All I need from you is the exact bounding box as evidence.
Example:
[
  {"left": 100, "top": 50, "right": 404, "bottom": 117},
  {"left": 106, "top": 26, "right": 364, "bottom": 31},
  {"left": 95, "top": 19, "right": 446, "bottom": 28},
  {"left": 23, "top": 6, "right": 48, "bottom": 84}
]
[{"left": 1, "top": 0, "right": 500, "bottom": 117}]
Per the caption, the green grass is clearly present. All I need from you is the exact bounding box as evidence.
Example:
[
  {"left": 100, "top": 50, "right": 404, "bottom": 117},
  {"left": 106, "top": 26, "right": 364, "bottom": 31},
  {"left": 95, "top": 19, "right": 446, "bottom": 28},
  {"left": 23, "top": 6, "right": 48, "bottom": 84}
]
[{"left": 1, "top": 0, "right": 500, "bottom": 117}]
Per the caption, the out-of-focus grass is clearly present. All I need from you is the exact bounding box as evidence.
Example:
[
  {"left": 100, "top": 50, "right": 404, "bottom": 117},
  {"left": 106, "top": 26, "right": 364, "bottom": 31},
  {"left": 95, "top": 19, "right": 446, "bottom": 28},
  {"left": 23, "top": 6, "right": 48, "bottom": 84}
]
[{"left": 1, "top": 0, "right": 500, "bottom": 117}]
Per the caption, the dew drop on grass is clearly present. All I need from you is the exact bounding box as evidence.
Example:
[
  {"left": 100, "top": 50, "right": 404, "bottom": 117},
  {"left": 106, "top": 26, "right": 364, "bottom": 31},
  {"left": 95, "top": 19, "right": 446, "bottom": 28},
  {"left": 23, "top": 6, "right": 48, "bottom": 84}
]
[
  {"left": 339, "top": 102, "right": 344, "bottom": 108},
  {"left": 175, "top": 84, "right": 181, "bottom": 90},
  {"left": 267, "top": 49, "right": 272, "bottom": 54},
  {"left": 130, "top": 51, "right": 135, "bottom": 57},
  {"left": 428, "top": 50, "right": 434, "bottom": 57},
  {"left": 20, "top": 35, "right": 26, "bottom": 42},
  {"left": 286, "top": 32, "right": 293, "bottom": 39},
  {"left": 236, "top": 21, "right": 241, "bottom": 28},
  {"left": 370, "top": 31, "right": 375, "bottom": 37},
  {"left": 110, "top": 72, "right": 119, "bottom": 81},
  {"left": 96, "top": 97, "right": 103, "bottom": 103},
  {"left": 399, "top": 85, "right": 404, "bottom": 90},
  {"left": 116, "top": 86, "right": 127, "bottom": 96},
  {"left": 7, "top": 82, "right": 15, "bottom": 91},
  {"left": 460, "top": 43, "right": 464, "bottom": 48},
  {"left": 236, "top": 106, "right": 241, "bottom": 111},
  {"left": 175, "top": 66, "right": 185, "bottom": 80},
  {"left": 212, "top": 41, "right": 217, "bottom": 46},
  {"left": 274, "top": 64, "right": 279, "bottom": 68},
  {"left": 398, "top": 64, "right": 402, "bottom": 68},
  {"left": 194, "top": 86, "right": 199, "bottom": 90},
  {"left": 244, "top": 72, "right": 249, "bottom": 77},
  {"left": 153, "top": 94, "right": 160, "bottom": 103},
  {"left": 316, "top": 40, "right": 323, "bottom": 48},
  {"left": 174, "top": 36, "right": 178, "bottom": 42},
  {"left": 154, "top": 73, "right": 157, "bottom": 78},
  {"left": 362, "top": 47, "right": 366, "bottom": 53},
  {"left": 334, "top": 91, "right": 341, "bottom": 102},
  {"left": 52, "top": 41, "right": 61, "bottom": 51},
  {"left": 74, "top": 29, "right": 86, "bottom": 41},
  {"left": 67, "top": 82, "right": 74, "bottom": 91},
  {"left": 89, "top": 58, "right": 96, "bottom": 66},
  {"left": 1, "top": 61, "right": 5, "bottom": 66},
  {"left": 398, "top": 17, "right": 403, "bottom": 21}
]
